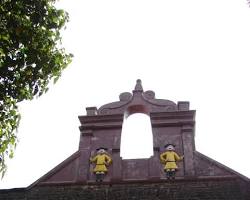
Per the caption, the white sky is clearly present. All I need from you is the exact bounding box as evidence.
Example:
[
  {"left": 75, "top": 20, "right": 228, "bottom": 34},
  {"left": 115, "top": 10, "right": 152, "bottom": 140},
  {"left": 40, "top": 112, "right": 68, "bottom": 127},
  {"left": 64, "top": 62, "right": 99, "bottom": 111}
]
[
  {"left": 1, "top": 0, "right": 250, "bottom": 189},
  {"left": 121, "top": 113, "right": 154, "bottom": 159}
]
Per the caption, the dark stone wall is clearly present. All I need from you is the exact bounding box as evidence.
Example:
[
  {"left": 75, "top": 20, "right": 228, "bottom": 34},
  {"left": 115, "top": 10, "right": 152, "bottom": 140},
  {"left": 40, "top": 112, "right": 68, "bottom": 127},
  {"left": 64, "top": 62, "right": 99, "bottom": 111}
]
[
  {"left": 1, "top": 178, "right": 249, "bottom": 200},
  {"left": 0, "top": 188, "right": 25, "bottom": 200}
]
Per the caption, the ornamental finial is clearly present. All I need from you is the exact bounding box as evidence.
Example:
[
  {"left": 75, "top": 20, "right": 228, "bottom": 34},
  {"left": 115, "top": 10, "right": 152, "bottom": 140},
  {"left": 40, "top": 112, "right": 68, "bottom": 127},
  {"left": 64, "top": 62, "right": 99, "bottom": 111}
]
[{"left": 134, "top": 79, "right": 143, "bottom": 92}]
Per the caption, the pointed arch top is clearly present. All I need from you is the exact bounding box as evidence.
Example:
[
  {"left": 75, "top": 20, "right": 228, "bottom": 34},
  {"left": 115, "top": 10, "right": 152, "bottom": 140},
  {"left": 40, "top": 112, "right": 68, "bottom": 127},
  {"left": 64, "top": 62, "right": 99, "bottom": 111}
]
[{"left": 96, "top": 79, "right": 189, "bottom": 115}]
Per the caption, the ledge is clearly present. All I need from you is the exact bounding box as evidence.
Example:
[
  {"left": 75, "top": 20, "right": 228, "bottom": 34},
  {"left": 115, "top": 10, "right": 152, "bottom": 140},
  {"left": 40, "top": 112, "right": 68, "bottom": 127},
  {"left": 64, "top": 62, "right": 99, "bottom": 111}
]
[{"left": 34, "top": 175, "right": 240, "bottom": 187}]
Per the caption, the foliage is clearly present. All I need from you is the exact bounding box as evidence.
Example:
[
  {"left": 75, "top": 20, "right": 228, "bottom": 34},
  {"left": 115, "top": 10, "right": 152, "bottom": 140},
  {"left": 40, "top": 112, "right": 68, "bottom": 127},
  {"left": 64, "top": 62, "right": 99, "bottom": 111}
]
[{"left": 0, "top": 0, "right": 72, "bottom": 177}]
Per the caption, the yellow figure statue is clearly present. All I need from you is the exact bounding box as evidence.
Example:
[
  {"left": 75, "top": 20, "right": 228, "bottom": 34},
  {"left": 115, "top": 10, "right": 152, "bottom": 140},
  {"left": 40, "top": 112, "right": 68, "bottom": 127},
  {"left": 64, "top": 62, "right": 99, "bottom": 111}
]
[
  {"left": 160, "top": 144, "right": 184, "bottom": 179},
  {"left": 90, "top": 147, "right": 112, "bottom": 182}
]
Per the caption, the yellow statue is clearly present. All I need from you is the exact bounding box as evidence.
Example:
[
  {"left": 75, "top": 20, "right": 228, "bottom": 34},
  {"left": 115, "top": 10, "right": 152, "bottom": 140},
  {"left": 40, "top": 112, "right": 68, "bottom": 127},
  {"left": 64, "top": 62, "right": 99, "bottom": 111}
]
[
  {"left": 90, "top": 147, "right": 112, "bottom": 182},
  {"left": 160, "top": 144, "right": 184, "bottom": 179}
]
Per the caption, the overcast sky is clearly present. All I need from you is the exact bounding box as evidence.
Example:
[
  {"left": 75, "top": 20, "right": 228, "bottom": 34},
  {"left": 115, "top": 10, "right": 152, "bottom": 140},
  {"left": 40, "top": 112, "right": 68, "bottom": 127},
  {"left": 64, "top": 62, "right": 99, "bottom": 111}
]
[{"left": 1, "top": 0, "right": 250, "bottom": 189}]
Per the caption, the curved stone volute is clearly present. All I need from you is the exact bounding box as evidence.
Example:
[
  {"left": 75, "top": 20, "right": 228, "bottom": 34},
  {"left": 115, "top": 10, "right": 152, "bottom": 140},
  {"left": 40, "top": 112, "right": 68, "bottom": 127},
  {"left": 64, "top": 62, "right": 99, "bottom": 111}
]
[{"left": 97, "top": 79, "right": 181, "bottom": 116}]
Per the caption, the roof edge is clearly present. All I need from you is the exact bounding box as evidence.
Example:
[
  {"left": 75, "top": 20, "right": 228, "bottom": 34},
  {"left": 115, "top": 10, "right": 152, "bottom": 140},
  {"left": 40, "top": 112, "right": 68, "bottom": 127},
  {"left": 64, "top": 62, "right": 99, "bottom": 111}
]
[
  {"left": 195, "top": 151, "right": 250, "bottom": 182},
  {"left": 28, "top": 151, "right": 81, "bottom": 189}
]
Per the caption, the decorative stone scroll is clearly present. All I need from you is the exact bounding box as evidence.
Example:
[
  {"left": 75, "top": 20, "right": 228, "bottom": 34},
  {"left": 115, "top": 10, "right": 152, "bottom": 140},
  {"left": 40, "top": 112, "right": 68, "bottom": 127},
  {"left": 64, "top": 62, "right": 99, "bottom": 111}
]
[{"left": 97, "top": 79, "right": 179, "bottom": 115}]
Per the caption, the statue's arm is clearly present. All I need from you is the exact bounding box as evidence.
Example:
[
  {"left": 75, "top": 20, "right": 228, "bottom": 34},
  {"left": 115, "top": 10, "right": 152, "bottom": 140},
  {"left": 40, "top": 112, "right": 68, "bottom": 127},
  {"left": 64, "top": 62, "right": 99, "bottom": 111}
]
[{"left": 160, "top": 152, "right": 166, "bottom": 163}]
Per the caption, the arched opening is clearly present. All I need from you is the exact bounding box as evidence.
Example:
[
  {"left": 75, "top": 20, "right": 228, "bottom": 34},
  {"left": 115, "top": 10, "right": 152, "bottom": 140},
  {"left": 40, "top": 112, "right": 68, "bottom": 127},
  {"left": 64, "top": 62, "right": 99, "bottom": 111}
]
[{"left": 120, "top": 113, "right": 154, "bottom": 159}]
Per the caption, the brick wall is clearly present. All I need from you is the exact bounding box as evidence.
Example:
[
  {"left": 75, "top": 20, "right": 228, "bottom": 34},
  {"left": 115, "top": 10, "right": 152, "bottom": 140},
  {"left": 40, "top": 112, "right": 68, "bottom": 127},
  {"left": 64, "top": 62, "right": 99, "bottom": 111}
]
[
  {"left": 0, "top": 188, "right": 25, "bottom": 200},
  {"left": 1, "top": 178, "right": 249, "bottom": 200}
]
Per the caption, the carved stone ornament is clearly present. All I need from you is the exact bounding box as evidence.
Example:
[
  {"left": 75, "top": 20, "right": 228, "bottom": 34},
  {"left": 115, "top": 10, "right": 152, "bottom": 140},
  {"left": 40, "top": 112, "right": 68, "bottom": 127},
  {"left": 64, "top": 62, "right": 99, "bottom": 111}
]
[{"left": 98, "top": 79, "right": 178, "bottom": 115}]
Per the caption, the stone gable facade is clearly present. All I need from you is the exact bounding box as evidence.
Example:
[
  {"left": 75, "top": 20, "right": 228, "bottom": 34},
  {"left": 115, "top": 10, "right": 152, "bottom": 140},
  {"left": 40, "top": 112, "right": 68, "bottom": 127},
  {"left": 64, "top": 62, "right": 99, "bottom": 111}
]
[{"left": 1, "top": 80, "right": 249, "bottom": 200}]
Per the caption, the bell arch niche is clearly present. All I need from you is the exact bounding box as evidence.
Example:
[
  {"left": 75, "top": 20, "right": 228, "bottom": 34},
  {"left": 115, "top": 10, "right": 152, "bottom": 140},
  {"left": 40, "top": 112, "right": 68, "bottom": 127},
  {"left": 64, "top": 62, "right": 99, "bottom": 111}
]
[
  {"left": 120, "top": 110, "right": 154, "bottom": 159},
  {"left": 77, "top": 79, "right": 195, "bottom": 182}
]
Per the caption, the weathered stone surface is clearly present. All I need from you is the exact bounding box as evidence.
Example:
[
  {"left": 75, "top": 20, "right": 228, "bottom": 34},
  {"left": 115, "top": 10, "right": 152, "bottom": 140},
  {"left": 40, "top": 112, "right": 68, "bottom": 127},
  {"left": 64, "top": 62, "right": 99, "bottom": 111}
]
[
  {"left": 0, "top": 188, "right": 25, "bottom": 200},
  {"left": 1, "top": 178, "right": 249, "bottom": 200}
]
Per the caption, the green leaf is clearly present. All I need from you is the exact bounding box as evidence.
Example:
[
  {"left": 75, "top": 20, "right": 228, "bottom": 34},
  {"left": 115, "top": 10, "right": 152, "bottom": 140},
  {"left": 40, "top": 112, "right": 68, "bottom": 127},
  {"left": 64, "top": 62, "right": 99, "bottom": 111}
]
[{"left": 0, "top": 0, "right": 73, "bottom": 177}]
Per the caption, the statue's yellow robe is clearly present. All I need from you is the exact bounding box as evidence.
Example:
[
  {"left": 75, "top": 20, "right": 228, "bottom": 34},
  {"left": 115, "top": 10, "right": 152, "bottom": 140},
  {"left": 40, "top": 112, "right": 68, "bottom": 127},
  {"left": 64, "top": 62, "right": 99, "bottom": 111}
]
[
  {"left": 90, "top": 154, "right": 112, "bottom": 173},
  {"left": 160, "top": 151, "right": 182, "bottom": 170}
]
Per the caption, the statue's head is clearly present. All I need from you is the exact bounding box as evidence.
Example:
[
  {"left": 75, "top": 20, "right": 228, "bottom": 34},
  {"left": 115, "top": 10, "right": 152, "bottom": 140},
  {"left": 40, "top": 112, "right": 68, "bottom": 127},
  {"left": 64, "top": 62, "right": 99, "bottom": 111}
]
[
  {"left": 96, "top": 147, "right": 107, "bottom": 154},
  {"left": 164, "top": 144, "right": 175, "bottom": 151}
]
